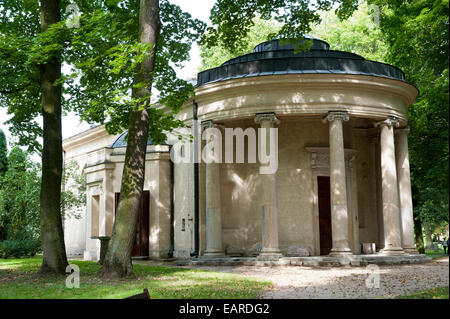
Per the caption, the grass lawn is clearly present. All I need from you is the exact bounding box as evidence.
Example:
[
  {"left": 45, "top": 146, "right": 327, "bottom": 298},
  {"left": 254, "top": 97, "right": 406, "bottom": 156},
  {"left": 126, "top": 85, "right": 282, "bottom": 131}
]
[
  {"left": 425, "top": 248, "right": 449, "bottom": 259},
  {"left": 0, "top": 256, "right": 271, "bottom": 299},
  {"left": 395, "top": 286, "right": 449, "bottom": 299}
]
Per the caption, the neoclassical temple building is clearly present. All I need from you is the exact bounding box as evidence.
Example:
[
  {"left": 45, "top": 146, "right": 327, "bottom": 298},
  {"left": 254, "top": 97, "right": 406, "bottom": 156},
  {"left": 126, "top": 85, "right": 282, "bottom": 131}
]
[{"left": 63, "top": 37, "right": 419, "bottom": 262}]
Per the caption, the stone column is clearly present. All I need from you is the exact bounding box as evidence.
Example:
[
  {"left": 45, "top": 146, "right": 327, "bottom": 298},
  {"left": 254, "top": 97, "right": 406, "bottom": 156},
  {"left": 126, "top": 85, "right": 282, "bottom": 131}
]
[
  {"left": 202, "top": 120, "right": 224, "bottom": 257},
  {"left": 255, "top": 113, "right": 282, "bottom": 260},
  {"left": 395, "top": 127, "right": 418, "bottom": 254},
  {"left": 324, "top": 111, "right": 352, "bottom": 256},
  {"left": 375, "top": 117, "right": 404, "bottom": 255}
]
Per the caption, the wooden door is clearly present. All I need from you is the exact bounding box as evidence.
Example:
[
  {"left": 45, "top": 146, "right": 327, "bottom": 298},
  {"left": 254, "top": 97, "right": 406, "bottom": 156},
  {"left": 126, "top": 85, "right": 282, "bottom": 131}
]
[
  {"left": 318, "top": 176, "right": 332, "bottom": 255},
  {"left": 114, "top": 191, "right": 150, "bottom": 257}
]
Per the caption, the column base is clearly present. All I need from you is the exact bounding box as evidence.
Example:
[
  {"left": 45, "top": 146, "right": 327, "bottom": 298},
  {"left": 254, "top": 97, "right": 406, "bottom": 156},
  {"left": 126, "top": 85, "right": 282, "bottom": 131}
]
[
  {"left": 257, "top": 248, "right": 283, "bottom": 261},
  {"left": 257, "top": 253, "right": 283, "bottom": 261},
  {"left": 402, "top": 247, "right": 419, "bottom": 254},
  {"left": 329, "top": 247, "right": 352, "bottom": 257},
  {"left": 83, "top": 250, "right": 97, "bottom": 261},
  {"left": 380, "top": 247, "right": 404, "bottom": 255},
  {"left": 202, "top": 250, "right": 225, "bottom": 258}
]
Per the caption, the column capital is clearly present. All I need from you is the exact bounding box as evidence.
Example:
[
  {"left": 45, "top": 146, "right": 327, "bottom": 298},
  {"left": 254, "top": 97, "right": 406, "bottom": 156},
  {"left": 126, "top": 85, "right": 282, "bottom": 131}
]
[
  {"left": 395, "top": 126, "right": 410, "bottom": 135},
  {"left": 323, "top": 111, "right": 350, "bottom": 123},
  {"left": 201, "top": 120, "right": 224, "bottom": 131},
  {"left": 254, "top": 112, "right": 280, "bottom": 125},
  {"left": 201, "top": 120, "right": 214, "bottom": 131},
  {"left": 375, "top": 116, "right": 400, "bottom": 129}
]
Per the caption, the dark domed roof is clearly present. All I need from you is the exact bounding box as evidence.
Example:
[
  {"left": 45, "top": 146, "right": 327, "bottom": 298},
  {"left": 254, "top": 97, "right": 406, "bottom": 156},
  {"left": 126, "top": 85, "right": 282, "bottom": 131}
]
[
  {"left": 253, "top": 36, "right": 330, "bottom": 52},
  {"left": 197, "top": 37, "right": 405, "bottom": 86},
  {"left": 110, "top": 131, "right": 167, "bottom": 148}
]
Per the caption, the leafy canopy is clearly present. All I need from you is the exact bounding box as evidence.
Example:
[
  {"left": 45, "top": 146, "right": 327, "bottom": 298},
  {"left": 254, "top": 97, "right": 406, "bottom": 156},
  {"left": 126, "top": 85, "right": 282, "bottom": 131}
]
[
  {"left": 200, "top": 4, "right": 388, "bottom": 71},
  {"left": 204, "top": 0, "right": 359, "bottom": 54},
  {"left": 200, "top": 18, "right": 281, "bottom": 71},
  {"left": 310, "top": 3, "right": 388, "bottom": 62},
  {"left": 0, "top": 0, "right": 207, "bottom": 151},
  {"left": 65, "top": 0, "right": 207, "bottom": 142}
]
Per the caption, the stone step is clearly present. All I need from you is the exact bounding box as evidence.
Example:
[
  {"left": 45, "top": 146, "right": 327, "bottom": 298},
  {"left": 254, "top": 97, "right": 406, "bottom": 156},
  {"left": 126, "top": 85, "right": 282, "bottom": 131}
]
[{"left": 174, "top": 254, "right": 433, "bottom": 267}]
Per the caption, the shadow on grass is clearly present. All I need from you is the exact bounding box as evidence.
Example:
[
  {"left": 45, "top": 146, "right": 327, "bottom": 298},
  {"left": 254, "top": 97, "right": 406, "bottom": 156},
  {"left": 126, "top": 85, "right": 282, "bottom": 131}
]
[{"left": 0, "top": 256, "right": 271, "bottom": 299}]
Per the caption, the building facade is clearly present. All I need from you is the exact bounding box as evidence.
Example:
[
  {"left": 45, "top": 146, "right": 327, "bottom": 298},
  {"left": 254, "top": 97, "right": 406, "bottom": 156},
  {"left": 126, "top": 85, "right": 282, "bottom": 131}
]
[{"left": 63, "top": 37, "right": 419, "bottom": 261}]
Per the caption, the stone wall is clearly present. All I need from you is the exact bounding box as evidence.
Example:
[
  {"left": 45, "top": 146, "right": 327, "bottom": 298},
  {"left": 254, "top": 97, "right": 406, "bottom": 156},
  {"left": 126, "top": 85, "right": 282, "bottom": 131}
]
[{"left": 63, "top": 126, "right": 120, "bottom": 258}]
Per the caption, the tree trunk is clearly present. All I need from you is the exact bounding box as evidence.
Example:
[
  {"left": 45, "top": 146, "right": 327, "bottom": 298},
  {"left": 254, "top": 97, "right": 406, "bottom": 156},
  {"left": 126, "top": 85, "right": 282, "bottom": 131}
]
[
  {"left": 39, "top": 0, "right": 68, "bottom": 274},
  {"left": 423, "top": 219, "right": 433, "bottom": 250},
  {"left": 414, "top": 215, "right": 425, "bottom": 254},
  {"left": 100, "top": 0, "right": 160, "bottom": 278}
]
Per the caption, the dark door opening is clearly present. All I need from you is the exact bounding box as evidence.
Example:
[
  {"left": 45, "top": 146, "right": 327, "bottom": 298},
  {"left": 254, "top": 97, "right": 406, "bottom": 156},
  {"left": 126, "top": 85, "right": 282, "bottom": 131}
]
[
  {"left": 114, "top": 191, "right": 150, "bottom": 257},
  {"left": 318, "top": 176, "right": 332, "bottom": 255}
]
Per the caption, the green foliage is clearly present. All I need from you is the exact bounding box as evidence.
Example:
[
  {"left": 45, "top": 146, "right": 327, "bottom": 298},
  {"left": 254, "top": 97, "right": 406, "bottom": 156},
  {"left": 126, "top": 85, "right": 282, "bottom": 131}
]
[
  {"left": 64, "top": 0, "right": 207, "bottom": 142},
  {"left": 0, "top": 233, "right": 41, "bottom": 259},
  {"left": 395, "top": 286, "right": 449, "bottom": 299},
  {"left": 0, "top": 0, "right": 47, "bottom": 153},
  {"left": 205, "top": 0, "right": 359, "bottom": 55},
  {"left": 1, "top": 0, "right": 207, "bottom": 151},
  {"left": 61, "top": 161, "right": 86, "bottom": 220},
  {"left": 0, "top": 146, "right": 85, "bottom": 242},
  {"left": 200, "top": 4, "right": 388, "bottom": 71},
  {"left": 370, "top": 0, "right": 449, "bottom": 232},
  {"left": 0, "top": 147, "right": 41, "bottom": 241},
  {"left": 200, "top": 18, "right": 281, "bottom": 71},
  {"left": 425, "top": 247, "right": 447, "bottom": 259},
  {"left": 310, "top": 4, "right": 388, "bottom": 61},
  {"left": 0, "top": 128, "right": 7, "bottom": 174}
]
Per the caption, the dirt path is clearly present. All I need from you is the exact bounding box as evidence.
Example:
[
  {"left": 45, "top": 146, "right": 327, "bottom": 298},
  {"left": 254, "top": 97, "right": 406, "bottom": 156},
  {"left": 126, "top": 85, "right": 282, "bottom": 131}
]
[{"left": 186, "top": 258, "right": 449, "bottom": 299}]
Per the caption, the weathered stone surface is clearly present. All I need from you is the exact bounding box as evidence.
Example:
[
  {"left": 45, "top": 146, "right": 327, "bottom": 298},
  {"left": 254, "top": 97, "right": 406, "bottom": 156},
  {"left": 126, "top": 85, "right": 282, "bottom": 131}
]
[
  {"left": 361, "top": 243, "right": 376, "bottom": 254},
  {"left": 286, "top": 245, "right": 312, "bottom": 257},
  {"left": 170, "top": 254, "right": 431, "bottom": 268},
  {"left": 225, "top": 245, "right": 245, "bottom": 257},
  {"left": 250, "top": 242, "right": 262, "bottom": 257}
]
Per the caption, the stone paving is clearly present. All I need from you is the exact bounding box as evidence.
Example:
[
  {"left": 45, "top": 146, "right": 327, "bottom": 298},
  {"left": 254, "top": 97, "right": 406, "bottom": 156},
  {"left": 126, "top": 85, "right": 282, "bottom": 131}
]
[
  {"left": 175, "top": 253, "right": 432, "bottom": 267},
  {"left": 182, "top": 257, "right": 449, "bottom": 299}
]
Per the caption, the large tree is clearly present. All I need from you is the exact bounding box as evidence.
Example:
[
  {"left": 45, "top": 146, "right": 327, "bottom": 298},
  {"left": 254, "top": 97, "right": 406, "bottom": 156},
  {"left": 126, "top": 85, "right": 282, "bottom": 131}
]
[
  {"left": 38, "top": 0, "right": 68, "bottom": 274},
  {"left": 99, "top": 0, "right": 161, "bottom": 278},
  {"left": 0, "top": 0, "right": 70, "bottom": 273}
]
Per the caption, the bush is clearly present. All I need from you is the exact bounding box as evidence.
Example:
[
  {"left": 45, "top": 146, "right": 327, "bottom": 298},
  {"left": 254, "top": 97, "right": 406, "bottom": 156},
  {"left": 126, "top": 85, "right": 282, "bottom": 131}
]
[{"left": 0, "top": 235, "right": 41, "bottom": 259}]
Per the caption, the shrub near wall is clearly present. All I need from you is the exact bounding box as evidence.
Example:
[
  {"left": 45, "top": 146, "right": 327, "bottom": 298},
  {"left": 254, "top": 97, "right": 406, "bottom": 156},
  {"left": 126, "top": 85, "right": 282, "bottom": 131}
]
[{"left": 0, "top": 235, "right": 41, "bottom": 259}]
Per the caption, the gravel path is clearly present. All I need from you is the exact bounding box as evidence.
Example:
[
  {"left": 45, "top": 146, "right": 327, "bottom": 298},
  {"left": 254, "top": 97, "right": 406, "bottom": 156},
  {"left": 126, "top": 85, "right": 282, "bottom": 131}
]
[{"left": 185, "top": 258, "right": 449, "bottom": 299}]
